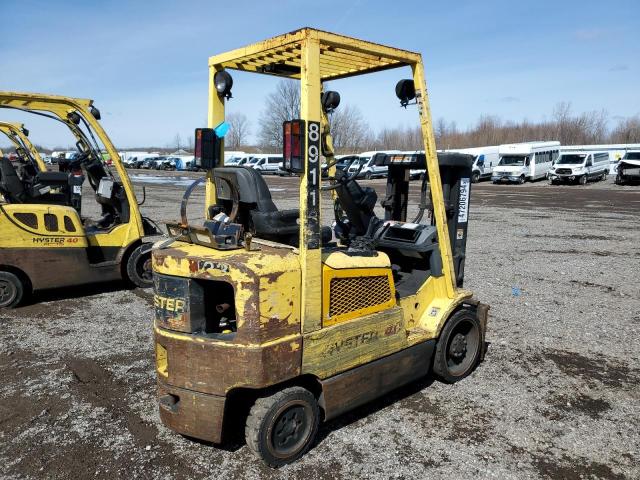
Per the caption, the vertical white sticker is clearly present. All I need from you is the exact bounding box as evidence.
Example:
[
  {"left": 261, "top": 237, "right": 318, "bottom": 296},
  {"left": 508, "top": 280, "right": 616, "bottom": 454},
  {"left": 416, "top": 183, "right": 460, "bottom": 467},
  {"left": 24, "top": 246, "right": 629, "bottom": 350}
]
[{"left": 458, "top": 177, "right": 470, "bottom": 223}]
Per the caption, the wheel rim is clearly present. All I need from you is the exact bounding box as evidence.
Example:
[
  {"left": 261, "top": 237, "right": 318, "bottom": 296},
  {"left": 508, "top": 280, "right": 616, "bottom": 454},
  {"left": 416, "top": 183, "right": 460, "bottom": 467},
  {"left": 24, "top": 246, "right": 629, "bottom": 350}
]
[
  {"left": 445, "top": 319, "right": 480, "bottom": 376},
  {"left": 269, "top": 401, "right": 313, "bottom": 458},
  {"left": 137, "top": 253, "right": 153, "bottom": 283},
  {"left": 0, "top": 279, "right": 17, "bottom": 307}
]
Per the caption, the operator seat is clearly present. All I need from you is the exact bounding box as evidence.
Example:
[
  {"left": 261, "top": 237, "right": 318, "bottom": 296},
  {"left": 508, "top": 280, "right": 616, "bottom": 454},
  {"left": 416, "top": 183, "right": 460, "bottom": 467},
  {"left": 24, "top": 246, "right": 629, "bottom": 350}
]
[
  {"left": 0, "top": 157, "right": 71, "bottom": 205},
  {"left": 0, "top": 157, "right": 29, "bottom": 202},
  {"left": 211, "top": 166, "right": 331, "bottom": 247}
]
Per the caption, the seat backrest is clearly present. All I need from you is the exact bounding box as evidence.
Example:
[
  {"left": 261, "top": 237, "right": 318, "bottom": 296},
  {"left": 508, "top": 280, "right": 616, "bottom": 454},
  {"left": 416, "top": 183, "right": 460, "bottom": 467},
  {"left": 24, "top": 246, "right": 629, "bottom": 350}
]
[
  {"left": 0, "top": 157, "right": 27, "bottom": 202},
  {"left": 213, "top": 166, "right": 277, "bottom": 212}
]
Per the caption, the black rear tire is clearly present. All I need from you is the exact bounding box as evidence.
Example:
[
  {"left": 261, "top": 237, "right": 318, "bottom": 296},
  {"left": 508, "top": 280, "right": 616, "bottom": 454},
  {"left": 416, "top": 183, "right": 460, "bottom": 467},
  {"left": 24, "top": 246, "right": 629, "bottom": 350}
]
[
  {"left": 126, "top": 243, "right": 154, "bottom": 288},
  {"left": 245, "top": 387, "right": 319, "bottom": 467},
  {"left": 433, "top": 309, "right": 482, "bottom": 384},
  {"left": 0, "top": 271, "right": 25, "bottom": 308}
]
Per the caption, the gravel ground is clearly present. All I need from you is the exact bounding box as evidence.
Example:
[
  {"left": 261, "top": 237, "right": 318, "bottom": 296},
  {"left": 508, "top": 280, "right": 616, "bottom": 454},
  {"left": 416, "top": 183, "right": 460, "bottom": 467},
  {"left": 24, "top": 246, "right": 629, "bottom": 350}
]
[{"left": 1, "top": 171, "right": 639, "bottom": 479}]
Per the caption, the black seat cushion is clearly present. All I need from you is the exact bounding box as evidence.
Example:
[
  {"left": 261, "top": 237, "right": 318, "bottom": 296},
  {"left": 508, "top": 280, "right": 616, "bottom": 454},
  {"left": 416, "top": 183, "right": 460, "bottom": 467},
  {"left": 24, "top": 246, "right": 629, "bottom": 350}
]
[
  {"left": 36, "top": 171, "right": 70, "bottom": 186},
  {"left": 0, "top": 157, "right": 28, "bottom": 202},
  {"left": 212, "top": 166, "right": 332, "bottom": 246}
]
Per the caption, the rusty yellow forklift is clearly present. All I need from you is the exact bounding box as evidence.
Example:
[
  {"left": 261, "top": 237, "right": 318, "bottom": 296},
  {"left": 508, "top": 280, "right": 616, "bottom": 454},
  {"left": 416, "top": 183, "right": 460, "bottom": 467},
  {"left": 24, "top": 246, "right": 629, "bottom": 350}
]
[
  {"left": 152, "top": 28, "right": 488, "bottom": 466},
  {"left": 0, "top": 92, "right": 162, "bottom": 308},
  {"left": 0, "top": 121, "right": 48, "bottom": 173}
]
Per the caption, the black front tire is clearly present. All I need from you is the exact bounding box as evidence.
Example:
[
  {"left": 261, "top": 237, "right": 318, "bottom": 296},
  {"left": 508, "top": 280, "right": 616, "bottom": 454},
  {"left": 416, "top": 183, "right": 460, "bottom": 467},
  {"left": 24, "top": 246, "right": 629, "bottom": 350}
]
[
  {"left": 245, "top": 387, "right": 319, "bottom": 467},
  {"left": 126, "top": 243, "right": 154, "bottom": 288},
  {"left": 433, "top": 309, "right": 482, "bottom": 384},
  {"left": 471, "top": 172, "right": 480, "bottom": 183},
  {"left": 0, "top": 271, "right": 25, "bottom": 308},
  {"left": 518, "top": 175, "right": 525, "bottom": 184}
]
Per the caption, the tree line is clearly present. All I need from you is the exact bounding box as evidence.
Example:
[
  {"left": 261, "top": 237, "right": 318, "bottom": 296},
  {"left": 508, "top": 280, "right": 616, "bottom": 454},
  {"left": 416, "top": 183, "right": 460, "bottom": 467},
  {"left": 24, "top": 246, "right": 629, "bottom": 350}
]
[{"left": 238, "top": 80, "right": 640, "bottom": 153}]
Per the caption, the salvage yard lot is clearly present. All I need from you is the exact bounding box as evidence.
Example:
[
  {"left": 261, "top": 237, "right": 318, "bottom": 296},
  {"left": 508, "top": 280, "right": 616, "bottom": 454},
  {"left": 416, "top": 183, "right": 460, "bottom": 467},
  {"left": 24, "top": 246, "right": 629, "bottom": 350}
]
[{"left": 1, "top": 172, "right": 639, "bottom": 479}]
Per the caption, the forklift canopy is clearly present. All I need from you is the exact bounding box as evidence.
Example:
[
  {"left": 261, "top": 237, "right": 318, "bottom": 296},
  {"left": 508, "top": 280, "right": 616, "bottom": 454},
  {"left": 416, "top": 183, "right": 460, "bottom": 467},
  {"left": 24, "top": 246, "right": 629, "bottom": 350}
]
[{"left": 209, "top": 27, "right": 422, "bottom": 81}]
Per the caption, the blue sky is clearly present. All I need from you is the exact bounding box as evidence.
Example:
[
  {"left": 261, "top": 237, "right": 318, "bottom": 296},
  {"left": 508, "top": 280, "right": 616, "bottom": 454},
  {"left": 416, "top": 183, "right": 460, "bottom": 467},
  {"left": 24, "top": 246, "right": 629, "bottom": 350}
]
[{"left": 1, "top": 0, "right": 638, "bottom": 148}]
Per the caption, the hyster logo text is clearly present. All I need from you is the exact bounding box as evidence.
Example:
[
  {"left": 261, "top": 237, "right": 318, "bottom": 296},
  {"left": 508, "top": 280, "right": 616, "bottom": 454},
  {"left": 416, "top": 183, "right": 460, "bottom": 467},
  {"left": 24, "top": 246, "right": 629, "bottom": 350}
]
[
  {"left": 154, "top": 295, "right": 186, "bottom": 313},
  {"left": 32, "top": 237, "right": 65, "bottom": 245}
]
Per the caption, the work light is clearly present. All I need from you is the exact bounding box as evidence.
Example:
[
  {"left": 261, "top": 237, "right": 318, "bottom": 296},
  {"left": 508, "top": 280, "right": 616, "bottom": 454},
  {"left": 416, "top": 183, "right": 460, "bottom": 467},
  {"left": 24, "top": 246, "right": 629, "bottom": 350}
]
[
  {"left": 395, "top": 79, "right": 416, "bottom": 107},
  {"left": 214, "top": 70, "right": 233, "bottom": 99},
  {"left": 90, "top": 105, "right": 101, "bottom": 120},
  {"left": 321, "top": 91, "right": 340, "bottom": 113},
  {"left": 67, "top": 111, "right": 81, "bottom": 125}
]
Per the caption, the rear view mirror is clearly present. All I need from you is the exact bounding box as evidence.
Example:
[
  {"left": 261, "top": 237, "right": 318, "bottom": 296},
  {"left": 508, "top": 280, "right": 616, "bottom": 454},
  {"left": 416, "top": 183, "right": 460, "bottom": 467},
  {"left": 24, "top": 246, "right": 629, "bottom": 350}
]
[{"left": 194, "top": 128, "right": 221, "bottom": 169}]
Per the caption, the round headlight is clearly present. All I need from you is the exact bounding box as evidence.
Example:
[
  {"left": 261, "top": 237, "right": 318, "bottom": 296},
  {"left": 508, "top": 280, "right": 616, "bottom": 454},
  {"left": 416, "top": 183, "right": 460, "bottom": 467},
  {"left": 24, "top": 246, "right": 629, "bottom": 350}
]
[{"left": 214, "top": 70, "right": 233, "bottom": 99}]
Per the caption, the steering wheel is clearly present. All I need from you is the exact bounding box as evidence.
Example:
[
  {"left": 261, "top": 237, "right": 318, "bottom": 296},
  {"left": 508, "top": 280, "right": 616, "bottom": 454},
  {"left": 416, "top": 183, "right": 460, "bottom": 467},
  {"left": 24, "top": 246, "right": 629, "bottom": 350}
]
[
  {"left": 321, "top": 156, "right": 363, "bottom": 191},
  {"left": 179, "top": 176, "right": 240, "bottom": 228}
]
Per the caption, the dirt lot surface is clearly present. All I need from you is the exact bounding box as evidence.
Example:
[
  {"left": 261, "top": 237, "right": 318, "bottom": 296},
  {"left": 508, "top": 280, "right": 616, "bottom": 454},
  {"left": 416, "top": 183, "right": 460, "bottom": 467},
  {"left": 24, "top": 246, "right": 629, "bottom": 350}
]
[{"left": 1, "top": 170, "right": 639, "bottom": 479}]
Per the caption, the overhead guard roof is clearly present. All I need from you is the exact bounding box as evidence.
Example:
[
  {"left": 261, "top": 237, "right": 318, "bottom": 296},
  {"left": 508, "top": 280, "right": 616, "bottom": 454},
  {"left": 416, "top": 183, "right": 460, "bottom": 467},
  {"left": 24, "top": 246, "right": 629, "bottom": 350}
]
[{"left": 209, "top": 27, "right": 421, "bottom": 81}]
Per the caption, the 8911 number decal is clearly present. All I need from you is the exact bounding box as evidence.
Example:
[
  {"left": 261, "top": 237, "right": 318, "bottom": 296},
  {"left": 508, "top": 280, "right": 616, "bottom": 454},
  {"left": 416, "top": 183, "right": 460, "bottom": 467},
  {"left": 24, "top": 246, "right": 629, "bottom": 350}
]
[{"left": 306, "top": 121, "right": 321, "bottom": 249}]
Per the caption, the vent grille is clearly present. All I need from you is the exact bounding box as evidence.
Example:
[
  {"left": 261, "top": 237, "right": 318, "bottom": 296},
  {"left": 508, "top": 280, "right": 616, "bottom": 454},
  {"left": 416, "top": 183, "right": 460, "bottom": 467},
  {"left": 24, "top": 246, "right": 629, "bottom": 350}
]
[
  {"left": 14, "top": 212, "right": 38, "bottom": 229},
  {"left": 329, "top": 275, "right": 392, "bottom": 318}
]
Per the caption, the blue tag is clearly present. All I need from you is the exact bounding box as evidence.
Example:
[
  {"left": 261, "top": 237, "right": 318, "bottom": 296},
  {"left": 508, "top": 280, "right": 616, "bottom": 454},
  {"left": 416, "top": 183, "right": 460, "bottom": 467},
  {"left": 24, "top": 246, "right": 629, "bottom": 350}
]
[{"left": 214, "top": 121, "right": 229, "bottom": 138}]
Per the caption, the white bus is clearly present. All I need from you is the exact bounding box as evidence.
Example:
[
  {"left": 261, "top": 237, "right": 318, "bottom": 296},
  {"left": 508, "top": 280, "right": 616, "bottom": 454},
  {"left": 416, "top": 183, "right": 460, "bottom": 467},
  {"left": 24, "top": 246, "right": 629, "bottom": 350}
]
[{"left": 492, "top": 141, "right": 560, "bottom": 184}]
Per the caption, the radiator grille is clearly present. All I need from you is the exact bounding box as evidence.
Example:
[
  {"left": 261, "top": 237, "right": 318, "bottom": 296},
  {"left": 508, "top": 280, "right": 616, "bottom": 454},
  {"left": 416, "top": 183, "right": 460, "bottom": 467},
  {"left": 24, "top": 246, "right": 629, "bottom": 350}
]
[{"left": 329, "top": 275, "right": 392, "bottom": 318}]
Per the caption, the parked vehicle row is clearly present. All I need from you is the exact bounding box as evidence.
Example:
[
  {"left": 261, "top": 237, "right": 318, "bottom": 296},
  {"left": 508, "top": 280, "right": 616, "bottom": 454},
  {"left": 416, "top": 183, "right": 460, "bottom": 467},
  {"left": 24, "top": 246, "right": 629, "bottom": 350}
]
[{"left": 114, "top": 143, "right": 638, "bottom": 186}]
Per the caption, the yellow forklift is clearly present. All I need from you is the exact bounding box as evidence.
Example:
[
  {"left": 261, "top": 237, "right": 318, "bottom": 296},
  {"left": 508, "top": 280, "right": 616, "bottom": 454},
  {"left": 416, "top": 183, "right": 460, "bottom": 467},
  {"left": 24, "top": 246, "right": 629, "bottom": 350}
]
[
  {"left": 152, "top": 28, "right": 489, "bottom": 466},
  {"left": 0, "top": 92, "right": 162, "bottom": 308},
  {"left": 0, "top": 121, "right": 48, "bottom": 173}
]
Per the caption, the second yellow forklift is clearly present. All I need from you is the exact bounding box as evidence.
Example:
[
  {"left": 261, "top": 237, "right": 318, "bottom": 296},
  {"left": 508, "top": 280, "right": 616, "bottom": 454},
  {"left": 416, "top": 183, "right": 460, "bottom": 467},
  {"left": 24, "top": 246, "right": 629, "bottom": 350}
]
[{"left": 152, "top": 28, "right": 489, "bottom": 466}]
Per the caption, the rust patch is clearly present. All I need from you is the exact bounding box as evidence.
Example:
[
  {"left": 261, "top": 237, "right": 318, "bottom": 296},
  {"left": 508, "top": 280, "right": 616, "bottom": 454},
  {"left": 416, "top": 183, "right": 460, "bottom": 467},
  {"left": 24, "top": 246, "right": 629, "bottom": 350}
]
[
  {"left": 260, "top": 313, "right": 298, "bottom": 338},
  {"left": 263, "top": 270, "right": 286, "bottom": 284}
]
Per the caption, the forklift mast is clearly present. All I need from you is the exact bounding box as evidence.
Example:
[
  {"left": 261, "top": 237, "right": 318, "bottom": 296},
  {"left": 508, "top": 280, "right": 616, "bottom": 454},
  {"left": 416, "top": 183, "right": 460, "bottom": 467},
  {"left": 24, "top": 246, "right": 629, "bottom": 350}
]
[{"left": 381, "top": 152, "right": 473, "bottom": 286}]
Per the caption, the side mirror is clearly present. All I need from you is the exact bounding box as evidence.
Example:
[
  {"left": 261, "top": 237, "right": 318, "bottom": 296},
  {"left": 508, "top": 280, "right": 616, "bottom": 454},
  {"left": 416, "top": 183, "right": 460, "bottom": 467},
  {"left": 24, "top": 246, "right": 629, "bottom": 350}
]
[
  {"left": 395, "top": 79, "right": 416, "bottom": 107},
  {"left": 194, "top": 128, "right": 221, "bottom": 169}
]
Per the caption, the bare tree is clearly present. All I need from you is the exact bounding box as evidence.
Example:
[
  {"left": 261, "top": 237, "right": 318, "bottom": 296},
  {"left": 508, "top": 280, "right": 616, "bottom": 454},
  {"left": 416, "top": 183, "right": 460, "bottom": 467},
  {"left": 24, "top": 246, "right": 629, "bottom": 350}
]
[
  {"left": 258, "top": 80, "right": 300, "bottom": 151},
  {"left": 327, "top": 104, "right": 371, "bottom": 153},
  {"left": 610, "top": 116, "right": 640, "bottom": 143},
  {"left": 227, "top": 113, "right": 250, "bottom": 150},
  {"left": 173, "top": 133, "right": 182, "bottom": 151}
]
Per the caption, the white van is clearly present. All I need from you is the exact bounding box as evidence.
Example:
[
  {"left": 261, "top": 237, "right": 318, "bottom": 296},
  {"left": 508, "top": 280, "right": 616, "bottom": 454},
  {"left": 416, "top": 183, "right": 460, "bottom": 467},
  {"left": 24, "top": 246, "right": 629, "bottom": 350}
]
[
  {"left": 492, "top": 141, "right": 560, "bottom": 184},
  {"left": 248, "top": 154, "right": 283, "bottom": 174},
  {"left": 348, "top": 150, "right": 400, "bottom": 179},
  {"left": 448, "top": 146, "right": 500, "bottom": 183},
  {"left": 548, "top": 151, "right": 609, "bottom": 185},
  {"left": 227, "top": 155, "right": 252, "bottom": 166}
]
